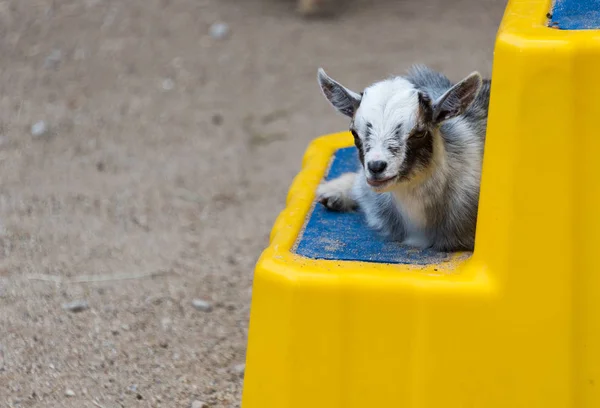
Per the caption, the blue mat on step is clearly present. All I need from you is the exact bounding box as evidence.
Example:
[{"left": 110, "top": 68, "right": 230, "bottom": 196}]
[{"left": 551, "top": 0, "right": 600, "bottom": 30}]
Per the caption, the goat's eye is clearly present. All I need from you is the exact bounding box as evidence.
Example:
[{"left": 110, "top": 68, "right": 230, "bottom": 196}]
[{"left": 412, "top": 130, "right": 428, "bottom": 139}]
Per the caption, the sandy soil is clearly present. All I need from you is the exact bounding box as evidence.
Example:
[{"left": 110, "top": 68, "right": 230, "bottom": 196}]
[{"left": 0, "top": 0, "right": 505, "bottom": 406}]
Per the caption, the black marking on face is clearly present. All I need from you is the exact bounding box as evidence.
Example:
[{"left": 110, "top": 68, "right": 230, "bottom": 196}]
[
  {"left": 398, "top": 129, "right": 434, "bottom": 179},
  {"left": 362, "top": 125, "right": 373, "bottom": 153},
  {"left": 364, "top": 126, "right": 372, "bottom": 143},
  {"left": 387, "top": 124, "right": 403, "bottom": 155},
  {"left": 417, "top": 92, "right": 434, "bottom": 125},
  {"left": 351, "top": 128, "right": 365, "bottom": 165},
  {"left": 388, "top": 145, "right": 401, "bottom": 155}
]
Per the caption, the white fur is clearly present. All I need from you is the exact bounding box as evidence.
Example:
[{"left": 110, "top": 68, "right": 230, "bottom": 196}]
[
  {"left": 316, "top": 172, "right": 357, "bottom": 211},
  {"left": 353, "top": 78, "right": 420, "bottom": 182}
]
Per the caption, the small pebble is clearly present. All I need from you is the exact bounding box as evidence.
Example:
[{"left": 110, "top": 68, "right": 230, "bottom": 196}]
[
  {"left": 62, "top": 300, "right": 89, "bottom": 313},
  {"left": 44, "top": 49, "right": 62, "bottom": 69},
  {"left": 31, "top": 121, "right": 48, "bottom": 137},
  {"left": 209, "top": 22, "right": 230, "bottom": 39},
  {"left": 65, "top": 389, "right": 75, "bottom": 397},
  {"left": 162, "top": 78, "right": 174, "bottom": 91},
  {"left": 191, "top": 401, "right": 209, "bottom": 408},
  {"left": 232, "top": 363, "right": 245, "bottom": 376},
  {"left": 161, "top": 317, "right": 172, "bottom": 331},
  {"left": 192, "top": 299, "right": 212, "bottom": 312},
  {"left": 211, "top": 113, "right": 223, "bottom": 126}
]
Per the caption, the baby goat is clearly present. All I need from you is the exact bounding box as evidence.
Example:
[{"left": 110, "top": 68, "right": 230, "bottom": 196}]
[{"left": 316, "top": 65, "right": 491, "bottom": 252}]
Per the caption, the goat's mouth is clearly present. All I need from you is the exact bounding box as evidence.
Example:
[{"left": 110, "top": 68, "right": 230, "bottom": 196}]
[{"left": 366, "top": 175, "right": 397, "bottom": 190}]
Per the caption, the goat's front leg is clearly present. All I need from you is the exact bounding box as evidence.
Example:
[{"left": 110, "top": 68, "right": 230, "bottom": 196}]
[{"left": 316, "top": 172, "right": 358, "bottom": 211}]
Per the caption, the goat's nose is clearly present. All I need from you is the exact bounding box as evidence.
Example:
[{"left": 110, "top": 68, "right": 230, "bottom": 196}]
[{"left": 367, "top": 160, "right": 387, "bottom": 175}]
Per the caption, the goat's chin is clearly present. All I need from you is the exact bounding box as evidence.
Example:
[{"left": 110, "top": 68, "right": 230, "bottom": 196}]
[
  {"left": 370, "top": 184, "right": 395, "bottom": 193},
  {"left": 366, "top": 177, "right": 398, "bottom": 193}
]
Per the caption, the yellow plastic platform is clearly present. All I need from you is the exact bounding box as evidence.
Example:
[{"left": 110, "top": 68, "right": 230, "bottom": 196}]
[{"left": 242, "top": 0, "right": 600, "bottom": 406}]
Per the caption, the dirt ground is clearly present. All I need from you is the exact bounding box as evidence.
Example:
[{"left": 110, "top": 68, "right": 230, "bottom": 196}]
[{"left": 0, "top": 0, "right": 505, "bottom": 406}]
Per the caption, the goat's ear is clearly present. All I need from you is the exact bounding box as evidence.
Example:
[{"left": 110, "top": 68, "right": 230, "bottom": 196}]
[
  {"left": 432, "top": 72, "right": 482, "bottom": 124},
  {"left": 317, "top": 68, "right": 362, "bottom": 117}
]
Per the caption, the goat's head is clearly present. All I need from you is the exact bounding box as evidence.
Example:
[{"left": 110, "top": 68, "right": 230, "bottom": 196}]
[{"left": 317, "top": 68, "right": 482, "bottom": 191}]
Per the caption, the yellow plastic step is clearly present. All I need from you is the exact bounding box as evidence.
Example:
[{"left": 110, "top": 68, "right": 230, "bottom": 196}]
[{"left": 242, "top": 0, "right": 600, "bottom": 406}]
